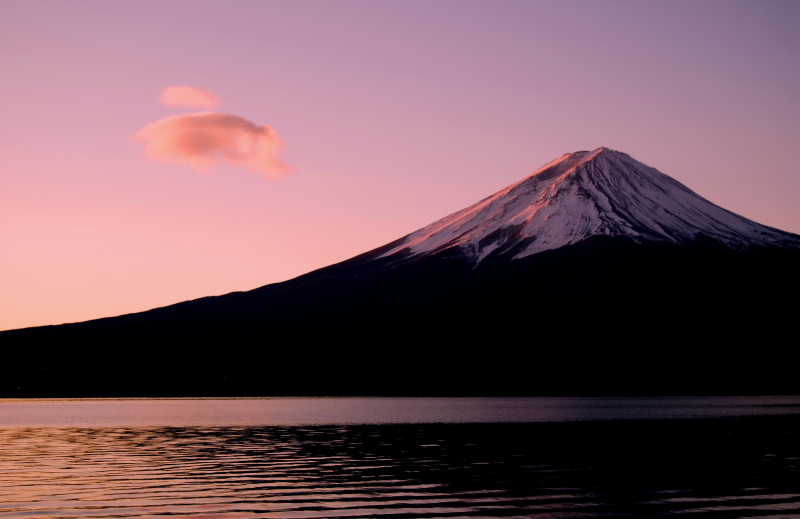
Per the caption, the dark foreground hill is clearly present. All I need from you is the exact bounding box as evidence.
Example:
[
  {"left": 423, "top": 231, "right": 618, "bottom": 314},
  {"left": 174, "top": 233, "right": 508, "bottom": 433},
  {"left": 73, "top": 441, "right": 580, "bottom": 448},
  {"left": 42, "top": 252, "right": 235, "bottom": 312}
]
[{"left": 3, "top": 148, "right": 799, "bottom": 397}]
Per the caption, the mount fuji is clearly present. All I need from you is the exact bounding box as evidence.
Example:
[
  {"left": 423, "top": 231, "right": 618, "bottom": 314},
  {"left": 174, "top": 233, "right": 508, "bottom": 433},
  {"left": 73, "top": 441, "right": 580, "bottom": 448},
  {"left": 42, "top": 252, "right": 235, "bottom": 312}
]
[
  {"left": 380, "top": 147, "right": 799, "bottom": 262},
  {"left": 4, "top": 148, "right": 799, "bottom": 397}
]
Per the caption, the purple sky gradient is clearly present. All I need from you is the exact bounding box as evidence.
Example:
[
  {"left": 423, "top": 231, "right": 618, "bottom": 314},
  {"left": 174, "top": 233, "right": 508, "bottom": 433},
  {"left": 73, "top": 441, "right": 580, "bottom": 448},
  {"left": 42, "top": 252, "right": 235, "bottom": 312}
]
[{"left": 2, "top": 0, "right": 799, "bottom": 330}]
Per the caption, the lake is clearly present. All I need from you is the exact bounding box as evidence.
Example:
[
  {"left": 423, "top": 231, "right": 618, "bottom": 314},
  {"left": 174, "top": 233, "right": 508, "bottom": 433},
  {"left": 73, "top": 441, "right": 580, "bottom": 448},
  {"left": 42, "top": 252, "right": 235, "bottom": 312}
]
[{"left": 1, "top": 397, "right": 799, "bottom": 518}]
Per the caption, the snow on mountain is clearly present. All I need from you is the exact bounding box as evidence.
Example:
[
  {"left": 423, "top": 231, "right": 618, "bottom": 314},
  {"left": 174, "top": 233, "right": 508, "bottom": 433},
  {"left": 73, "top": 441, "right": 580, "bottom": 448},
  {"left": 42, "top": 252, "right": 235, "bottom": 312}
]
[{"left": 380, "top": 147, "right": 800, "bottom": 264}]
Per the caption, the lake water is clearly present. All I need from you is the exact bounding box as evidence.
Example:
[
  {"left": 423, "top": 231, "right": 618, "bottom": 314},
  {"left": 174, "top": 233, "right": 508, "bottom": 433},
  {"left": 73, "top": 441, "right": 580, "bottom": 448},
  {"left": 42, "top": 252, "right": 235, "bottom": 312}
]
[{"left": 1, "top": 397, "right": 799, "bottom": 518}]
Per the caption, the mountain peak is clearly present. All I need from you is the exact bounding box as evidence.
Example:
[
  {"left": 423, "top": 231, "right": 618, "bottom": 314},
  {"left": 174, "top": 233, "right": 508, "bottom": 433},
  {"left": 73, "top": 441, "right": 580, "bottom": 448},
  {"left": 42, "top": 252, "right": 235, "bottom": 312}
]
[
  {"left": 380, "top": 148, "right": 800, "bottom": 264},
  {"left": 514, "top": 147, "right": 626, "bottom": 187}
]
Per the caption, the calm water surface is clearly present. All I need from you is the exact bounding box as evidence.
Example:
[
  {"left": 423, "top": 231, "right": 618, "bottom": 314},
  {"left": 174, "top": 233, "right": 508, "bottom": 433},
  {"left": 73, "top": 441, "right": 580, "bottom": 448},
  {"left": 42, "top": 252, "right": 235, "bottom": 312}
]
[{"left": 1, "top": 397, "right": 799, "bottom": 518}]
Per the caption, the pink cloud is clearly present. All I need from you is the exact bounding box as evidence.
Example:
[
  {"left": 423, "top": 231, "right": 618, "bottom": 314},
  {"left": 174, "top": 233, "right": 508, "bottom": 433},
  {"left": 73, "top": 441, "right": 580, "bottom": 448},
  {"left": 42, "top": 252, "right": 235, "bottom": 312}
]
[
  {"left": 135, "top": 112, "right": 291, "bottom": 180},
  {"left": 160, "top": 86, "right": 221, "bottom": 109}
]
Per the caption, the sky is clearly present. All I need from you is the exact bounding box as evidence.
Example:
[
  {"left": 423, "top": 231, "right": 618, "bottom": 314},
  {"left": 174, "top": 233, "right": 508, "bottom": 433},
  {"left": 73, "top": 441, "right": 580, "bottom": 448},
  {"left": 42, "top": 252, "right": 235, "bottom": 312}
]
[{"left": 2, "top": 0, "right": 799, "bottom": 331}]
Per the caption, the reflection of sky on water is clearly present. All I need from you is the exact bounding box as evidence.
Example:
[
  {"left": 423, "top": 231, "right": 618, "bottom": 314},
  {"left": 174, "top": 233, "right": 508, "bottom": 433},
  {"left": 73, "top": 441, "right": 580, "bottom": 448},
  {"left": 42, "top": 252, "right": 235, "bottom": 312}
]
[{"left": 1, "top": 396, "right": 800, "bottom": 427}]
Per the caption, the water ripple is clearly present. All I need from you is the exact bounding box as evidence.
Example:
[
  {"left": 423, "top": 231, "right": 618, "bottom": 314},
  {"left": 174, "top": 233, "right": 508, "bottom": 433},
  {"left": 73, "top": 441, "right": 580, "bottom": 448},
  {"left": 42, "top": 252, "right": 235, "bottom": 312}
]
[{"left": 2, "top": 418, "right": 800, "bottom": 518}]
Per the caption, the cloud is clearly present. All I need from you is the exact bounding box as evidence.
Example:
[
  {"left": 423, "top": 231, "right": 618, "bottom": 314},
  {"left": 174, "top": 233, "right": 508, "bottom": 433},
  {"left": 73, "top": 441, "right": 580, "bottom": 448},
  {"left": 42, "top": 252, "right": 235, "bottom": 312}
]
[
  {"left": 135, "top": 112, "right": 291, "bottom": 180},
  {"left": 161, "top": 86, "right": 221, "bottom": 109}
]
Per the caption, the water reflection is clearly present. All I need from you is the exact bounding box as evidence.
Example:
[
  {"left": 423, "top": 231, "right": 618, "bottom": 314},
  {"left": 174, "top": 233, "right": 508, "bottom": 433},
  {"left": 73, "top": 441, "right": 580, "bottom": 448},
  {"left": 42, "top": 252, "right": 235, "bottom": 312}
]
[
  {"left": 1, "top": 419, "right": 799, "bottom": 518},
  {"left": 2, "top": 396, "right": 800, "bottom": 427}
]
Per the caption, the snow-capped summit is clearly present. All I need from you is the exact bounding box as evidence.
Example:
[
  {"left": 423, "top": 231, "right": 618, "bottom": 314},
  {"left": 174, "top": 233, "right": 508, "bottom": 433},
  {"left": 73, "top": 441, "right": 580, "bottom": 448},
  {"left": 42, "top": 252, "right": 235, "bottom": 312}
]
[{"left": 380, "top": 147, "right": 800, "bottom": 263}]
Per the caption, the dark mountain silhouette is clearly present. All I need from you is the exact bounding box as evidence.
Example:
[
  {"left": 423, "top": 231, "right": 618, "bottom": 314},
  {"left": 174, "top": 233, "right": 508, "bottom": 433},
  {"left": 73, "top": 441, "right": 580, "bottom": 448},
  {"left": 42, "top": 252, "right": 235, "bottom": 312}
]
[{"left": 4, "top": 148, "right": 799, "bottom": 397}]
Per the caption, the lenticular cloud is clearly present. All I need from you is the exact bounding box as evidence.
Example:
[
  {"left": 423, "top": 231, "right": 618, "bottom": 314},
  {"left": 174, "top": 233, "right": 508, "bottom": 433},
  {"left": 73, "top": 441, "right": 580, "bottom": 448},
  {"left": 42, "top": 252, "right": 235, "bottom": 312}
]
[
  {"left": 160, "top": 86, "right": 221, "bottom": 109},
  {"left": 135, "top": 112, "right": 290, "bottom": 180}
]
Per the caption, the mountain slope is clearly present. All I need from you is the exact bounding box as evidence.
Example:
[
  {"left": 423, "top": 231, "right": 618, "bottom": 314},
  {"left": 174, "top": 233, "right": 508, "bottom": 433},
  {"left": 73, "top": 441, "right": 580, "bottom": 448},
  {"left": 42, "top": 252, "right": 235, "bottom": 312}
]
[{"left": 3, "top": 148, "right": 799, "bottom": 397}]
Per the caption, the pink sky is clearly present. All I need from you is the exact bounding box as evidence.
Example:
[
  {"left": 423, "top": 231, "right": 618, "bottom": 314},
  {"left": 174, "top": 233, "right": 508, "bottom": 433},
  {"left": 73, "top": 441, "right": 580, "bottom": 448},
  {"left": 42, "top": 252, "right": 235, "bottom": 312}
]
[{"left": 2, "top": 0, "right": 799, "bottom": 330}]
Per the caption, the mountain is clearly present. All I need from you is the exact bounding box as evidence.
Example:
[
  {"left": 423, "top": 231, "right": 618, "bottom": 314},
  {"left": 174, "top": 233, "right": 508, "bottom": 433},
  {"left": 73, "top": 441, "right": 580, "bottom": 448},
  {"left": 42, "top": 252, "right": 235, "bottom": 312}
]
[
  {"left": 381, "top": 147, "right": 798, "bottom": 262},
  {"left": 4, "top": 148, "right": 800, "bottom": 397}
]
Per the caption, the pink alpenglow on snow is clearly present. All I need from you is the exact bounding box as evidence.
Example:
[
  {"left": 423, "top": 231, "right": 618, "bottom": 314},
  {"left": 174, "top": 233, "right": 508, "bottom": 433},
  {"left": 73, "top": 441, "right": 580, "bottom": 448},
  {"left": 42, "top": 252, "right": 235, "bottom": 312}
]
[
  {"left": 135, "top": 112, "right": 291, "bottom": 180},
  {"left": 160, "top": 86, "right": 221, "bottom": 109}
]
